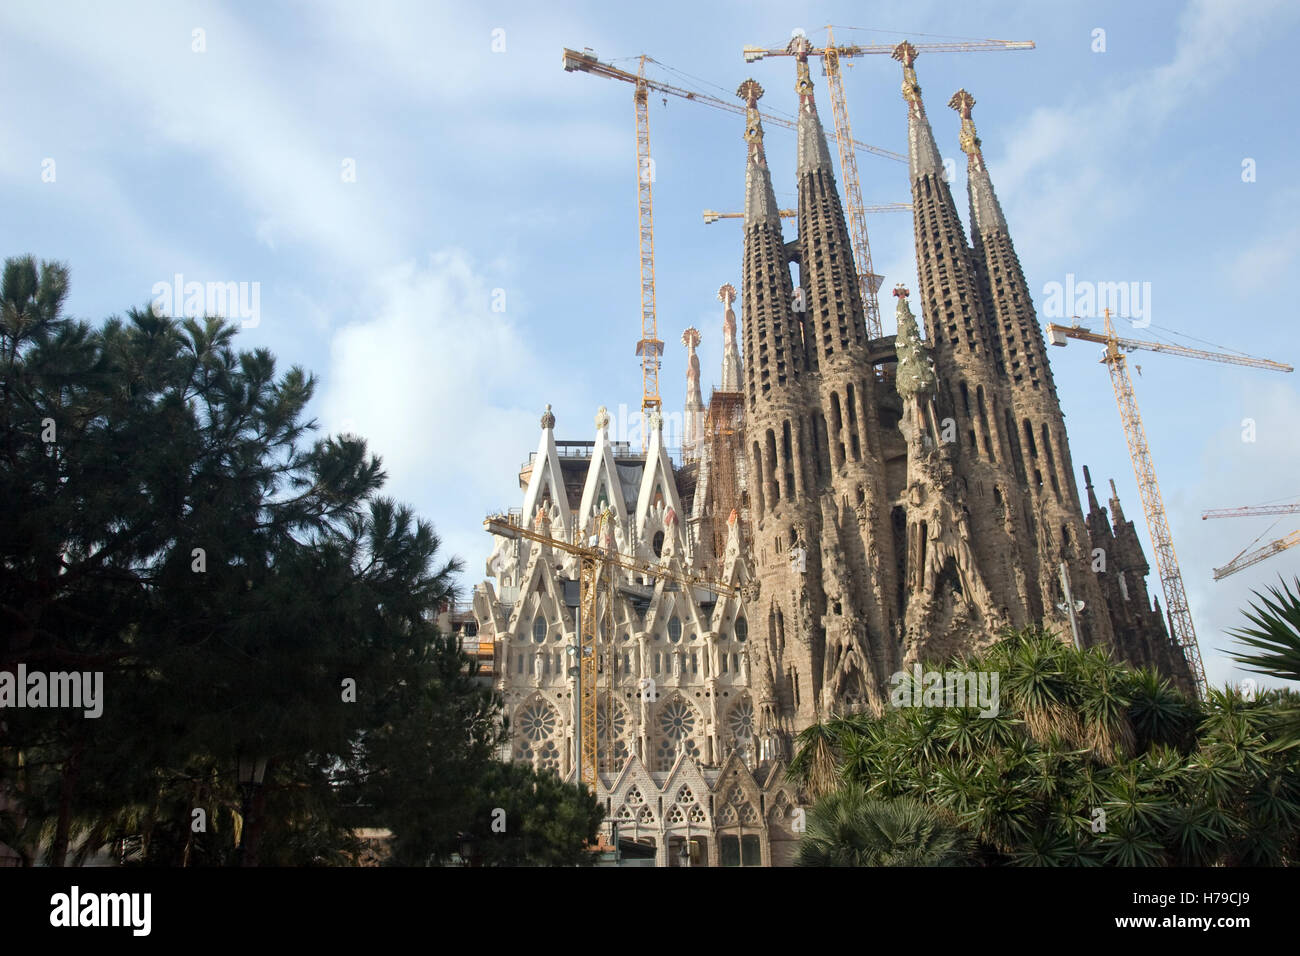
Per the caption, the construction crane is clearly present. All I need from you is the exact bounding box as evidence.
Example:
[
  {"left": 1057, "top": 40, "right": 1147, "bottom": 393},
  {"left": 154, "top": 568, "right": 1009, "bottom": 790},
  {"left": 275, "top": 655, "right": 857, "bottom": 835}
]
[
  {"left": 485, "top": 509, "right": 739, "bottom": 789},
  {"left": 1201, "top": 502, "right": 1300, "bottom": 580},
  {"left": 1047, "top": 311, "right": 1293, "bottom": 698},
  {"left": 1211, "top": 531, "right": 1300, "bottom": 581},
  {"left": 1203, "top": 503, "right": 1300, "bottom": 519},
  {"left": 563, "top": 48, "right": 904, "bottom": 447},
  {"left": 742, "top": 27, "right": 1035, "bottom": 339},
  {"left": 701, "top": 202, "right": 911, "bottom": 223}
]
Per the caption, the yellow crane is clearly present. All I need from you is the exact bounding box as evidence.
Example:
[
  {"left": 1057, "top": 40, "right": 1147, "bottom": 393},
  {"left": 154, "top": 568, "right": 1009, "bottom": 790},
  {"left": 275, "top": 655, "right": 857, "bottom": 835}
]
[
  {"left": 1047, "top": 311, "right": 1293, "bottom": 697},
  {"left": 1201, "top": 502, "right": 1300, "bottom": 580},
  {"left": 742, "top": 27, "right": 1035, "bottom": 339},
  {"left": 562, "top": 47, "right": 905, "bottom": 446},
  {"left": 701, "top": 202, "right": 911, "bottom": 224},
  {"left": 485, "top": 509, "right": 739, "bottom": 789}
]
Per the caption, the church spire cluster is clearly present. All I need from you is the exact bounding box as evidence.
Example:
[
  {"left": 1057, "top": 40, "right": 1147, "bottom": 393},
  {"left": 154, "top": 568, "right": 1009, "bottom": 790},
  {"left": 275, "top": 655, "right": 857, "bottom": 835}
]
[{"left": 472, "top": 37, "right": 1196, "bottom": 839}]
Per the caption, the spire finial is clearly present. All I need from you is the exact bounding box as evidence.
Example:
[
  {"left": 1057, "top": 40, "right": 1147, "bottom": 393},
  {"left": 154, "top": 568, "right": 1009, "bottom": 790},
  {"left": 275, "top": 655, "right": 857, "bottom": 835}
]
[
  {"left": 788, "top": 31, "right": 815, "bottom": 101},
  {"left": 893, "top": 42, "right": 924, "bottom": 112},
  {"left": 737, "top": 79, "right": 767, "bottom": 152},
  {"left": 540, "top": 403, "right": 555, "bottom": 430},
  {"left": 948, "top": 89, "right": 983, "bottom": 161},
  {"left": 718, "top": 282, "right": 737, "bottom": 307},
  {"left": 681, "top": 326, "right": 701, "bottom": 351},
  {"left": 595, "top": 405, "right": 610, "bottom": 432}
]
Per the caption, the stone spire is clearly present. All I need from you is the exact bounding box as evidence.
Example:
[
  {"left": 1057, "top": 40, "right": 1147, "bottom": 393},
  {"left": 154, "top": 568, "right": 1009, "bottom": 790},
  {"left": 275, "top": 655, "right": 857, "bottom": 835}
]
[
  {"left": 894, "top": 41, "right": 1041, "bottom": 634},
  {"left": 794, "top": 35, "right": 869, "bottom": 359},
  {"left": 738, "top": 77, "right": 801, "bottom": 405},
  {"left": 953, "top": 88, "right": 1058, "bottom": 401},
  {"left": 1108, "top": 479, "right": 1127, "bottom": 526},
  {"left": 740, "top": 79, "right": 780, "bottom": 229},
  {"left": 790, "top": 34, "right": 834, "bottom": 176},
  {"left": 682, "top": 326, "right": 705, "bottom": 457},
  {"left": 718, "top": 282, "right": 742, "bottom": 391},
  {"left": 893, "top": 41, "right": 943, "bottom": 180},
  {"left": 949, "top": 89, "right": 1007, "bottom": 234}
]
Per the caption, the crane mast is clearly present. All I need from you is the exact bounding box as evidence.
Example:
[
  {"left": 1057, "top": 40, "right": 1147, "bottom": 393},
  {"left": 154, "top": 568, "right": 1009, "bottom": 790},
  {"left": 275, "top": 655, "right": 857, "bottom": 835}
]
[
  {"left": 631, "top": 57, "right": 664, "bottom": 445},
  {"left": 1048, "top": 310, "right": 1293, "bottom": 698},
  {"left": 1098, "top": 315, "right": 1206, "bottom": 695}
]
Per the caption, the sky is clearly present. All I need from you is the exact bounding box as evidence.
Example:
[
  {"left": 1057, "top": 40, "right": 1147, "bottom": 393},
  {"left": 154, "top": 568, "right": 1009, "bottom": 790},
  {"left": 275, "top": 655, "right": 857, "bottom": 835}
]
[{"left": 3, "top": 0, "right": 1298, "bottom": 692}]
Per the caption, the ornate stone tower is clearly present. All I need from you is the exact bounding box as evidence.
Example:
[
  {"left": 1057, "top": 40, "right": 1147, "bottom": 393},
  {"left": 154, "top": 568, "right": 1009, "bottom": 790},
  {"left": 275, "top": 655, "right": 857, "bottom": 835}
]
[
  {"left": 892, "top": 285, "right": 1005, "bottom": 661},
  {"left": 789, "top": 36, "right": 900, "bottom": 716},
  {"left": 894, "top": 42, "right": 1040, "bottom": 633},
  {"left": 736, "top": 76, "right": 825, "bottom": 746},
  {"left": 951, "top": 88, "right": 1114, "bottom": 650}
]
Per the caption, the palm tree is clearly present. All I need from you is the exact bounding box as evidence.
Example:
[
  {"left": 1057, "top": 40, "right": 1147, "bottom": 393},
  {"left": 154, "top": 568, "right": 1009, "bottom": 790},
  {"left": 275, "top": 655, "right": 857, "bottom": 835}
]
[
  {"left": 796, "top": 790, "right": 974, "bottom": 866},
  {"left": 1227, "top": 577, "right": 1300, "bottom": 751},
  {"left": 789, "top": 626, "right": 1300, "bottom": 866}
]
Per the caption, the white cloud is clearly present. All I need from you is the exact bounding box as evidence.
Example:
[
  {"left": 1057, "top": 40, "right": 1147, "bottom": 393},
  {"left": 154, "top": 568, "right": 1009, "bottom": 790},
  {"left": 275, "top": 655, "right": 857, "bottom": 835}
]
[
  {"left": 992, "top": 0, "right": 1298, "bottom": 258},
  {"left": 318, "top": 250, "right": 581, "bottom": 583}
]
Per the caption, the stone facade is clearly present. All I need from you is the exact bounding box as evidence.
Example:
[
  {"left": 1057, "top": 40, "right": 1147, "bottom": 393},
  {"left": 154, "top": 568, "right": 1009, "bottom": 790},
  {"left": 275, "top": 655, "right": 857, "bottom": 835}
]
[{"left": 473, "top": 44, "right": 1193, "bottom": 865}]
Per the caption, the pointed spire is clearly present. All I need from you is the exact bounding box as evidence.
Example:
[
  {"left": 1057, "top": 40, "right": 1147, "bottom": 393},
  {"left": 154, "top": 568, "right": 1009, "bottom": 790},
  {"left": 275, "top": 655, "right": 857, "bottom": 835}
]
[
  {"left": 739, "top": 79, "right": 780, "bottom": 227},
  {"left": 1083, "top": 464, "right": 1102, "bottom": 514},
  {"left": 718, "top": 282, "right": 742, "bottom": 390},
  {"left": 949, "top": 89, "right": 1007, "bottom": 234},
  {"left": 789, "top": 34, "right": 834, "bottom": 175},
  {"left": 892, "top": 42, "right": 942, "bottom": 180},
  {"left": 682, "top": 327, "right": 704, "bottom": 457},
  {"left": 1108, "top": 478, "right": 1126, "bottom": 525},
  {"left": 892, "top": 285, "right": 935, "bottom": 399}
]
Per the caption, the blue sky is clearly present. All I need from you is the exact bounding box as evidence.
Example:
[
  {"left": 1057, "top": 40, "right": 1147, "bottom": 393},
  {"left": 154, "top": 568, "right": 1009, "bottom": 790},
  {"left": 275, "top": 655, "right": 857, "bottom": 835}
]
[{"left": 3, "top": 0, "right": 1298, "bottom": 691}]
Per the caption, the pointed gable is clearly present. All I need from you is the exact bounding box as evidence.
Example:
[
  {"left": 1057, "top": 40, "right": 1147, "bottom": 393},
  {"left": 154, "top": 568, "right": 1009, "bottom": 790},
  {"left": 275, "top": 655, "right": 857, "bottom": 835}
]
[
  {"left": 521, "top": 406, "right": 572, "bottom": 544},
  {"left": 635, "top": 412, "right": 686, "bottom": 550},
  {"left": 578, "top": 406, "right": 630, "bottom": 537}
]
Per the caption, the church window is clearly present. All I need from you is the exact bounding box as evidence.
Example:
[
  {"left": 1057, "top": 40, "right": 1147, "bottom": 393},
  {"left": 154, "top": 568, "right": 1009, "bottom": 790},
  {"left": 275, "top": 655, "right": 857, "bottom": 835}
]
[
  {"left": 532, "top": 615, "right": 546, "bottom": 643},
  {"left": 668, "top": 616, "right": 682, "bottom": 643},
  {"left": 652, "top": 531, "right": 664, "bottom": 557},
  {"left": 734, "top": 616, "right": 748, "bottom": 642}
]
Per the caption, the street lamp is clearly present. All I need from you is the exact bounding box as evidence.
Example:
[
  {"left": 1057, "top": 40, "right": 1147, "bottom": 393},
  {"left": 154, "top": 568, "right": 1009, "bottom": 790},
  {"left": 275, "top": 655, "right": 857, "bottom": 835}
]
[{"left": 236, "top": 752, "right": 268, "bottom": 867}]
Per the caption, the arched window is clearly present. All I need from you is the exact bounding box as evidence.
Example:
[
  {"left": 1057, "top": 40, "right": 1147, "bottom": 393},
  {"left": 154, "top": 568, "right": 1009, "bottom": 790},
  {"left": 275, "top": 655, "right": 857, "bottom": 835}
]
[
  {"left": 532, "top": 615, "right": 546, "bottom": 643},
  {"left": 652, "top": 530, "right": 665, "bottom": 556},
  {"left": 668, "top": 616, "right": 682, "bottom": 643},
  {"left": 734, "top": 615, "right": 748, "bottom": 643}
]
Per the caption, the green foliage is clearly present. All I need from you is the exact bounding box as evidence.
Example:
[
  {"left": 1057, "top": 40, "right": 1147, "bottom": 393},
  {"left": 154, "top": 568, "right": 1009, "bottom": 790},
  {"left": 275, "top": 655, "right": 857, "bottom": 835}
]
[
  {"left": 454, "top": 761, "right": 605, "bottom": 867},
  {"left": 789, "top": 627, "right": 1300, "bottom": 866},
  {"left": 796, "top": 790, "right": 974, "bottom": 867},
  {"left": 1228, "top": 577, "right": 1300, "bottom": 751},
  {"left": 0, "top": 256, "right": 578, "bottom": 867}
]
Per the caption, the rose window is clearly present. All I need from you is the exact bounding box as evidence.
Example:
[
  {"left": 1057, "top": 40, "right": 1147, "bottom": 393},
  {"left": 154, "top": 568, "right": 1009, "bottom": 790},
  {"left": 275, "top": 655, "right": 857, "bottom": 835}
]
[
  {"left": 518, "top": 700, "right": 558, "bottom": 742},
  {"left": 727, "top": 699, "right": 755, "bottom": 741},
  {"left": 658, "top": 698, "right": 696, "bottom": 740}
]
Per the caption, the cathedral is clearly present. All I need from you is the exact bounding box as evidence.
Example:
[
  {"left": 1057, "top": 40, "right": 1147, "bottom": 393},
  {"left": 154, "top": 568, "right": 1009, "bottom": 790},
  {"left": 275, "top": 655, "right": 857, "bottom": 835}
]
[{"left": 471, "top": 40, "right": 1194, "bottom": 867}]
